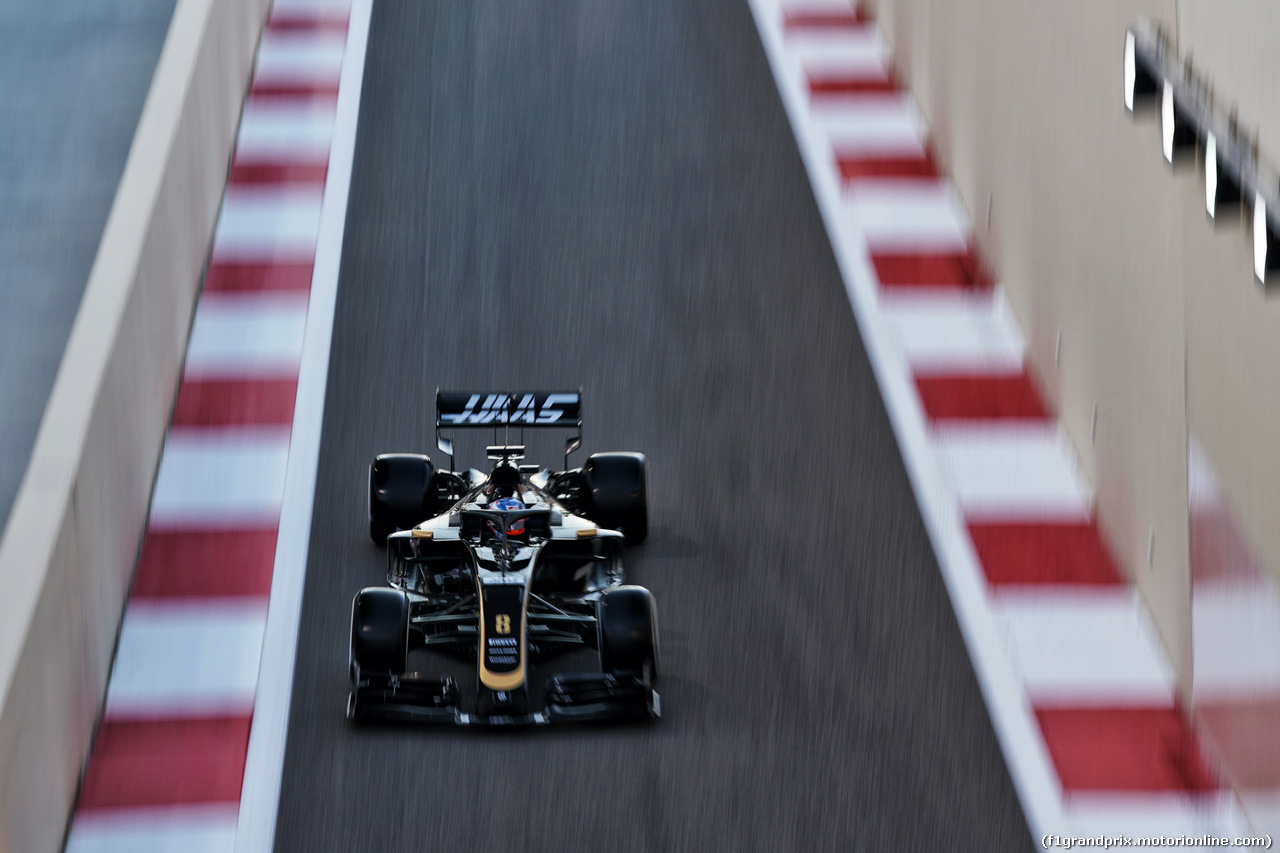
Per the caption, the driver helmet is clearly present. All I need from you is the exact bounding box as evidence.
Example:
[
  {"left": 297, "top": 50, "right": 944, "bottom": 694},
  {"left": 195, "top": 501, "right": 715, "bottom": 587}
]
[{"left": 493, "top": 497, "right": 526, "bottom": 536}]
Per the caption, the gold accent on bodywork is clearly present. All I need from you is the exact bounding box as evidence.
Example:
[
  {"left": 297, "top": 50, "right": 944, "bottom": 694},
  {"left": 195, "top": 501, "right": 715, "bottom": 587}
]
[
  {"left": 480, "top": 665, "right": 526, "bottom": 691},
  {"left": 410, "top": 529, "right": 433, "bottom": 539},
  {"left": 478, "top": 581, "right": 530, "bottom": 691},
  {"left": 576, "top": 527, "right": 597, "bottom": 538}
]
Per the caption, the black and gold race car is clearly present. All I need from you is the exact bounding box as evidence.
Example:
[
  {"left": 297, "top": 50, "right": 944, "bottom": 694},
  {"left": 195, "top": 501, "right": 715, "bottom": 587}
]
[{"left": 347, "top": 390, "right": 660, "bottom": 726}]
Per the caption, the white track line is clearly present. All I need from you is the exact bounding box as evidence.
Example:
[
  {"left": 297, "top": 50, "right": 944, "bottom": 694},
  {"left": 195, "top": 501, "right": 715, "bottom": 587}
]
[
  {"left": 995, "top": 590, "right": 1175, "bottom": 705},
  {"left": 1193, "top": 581, "right": 1280, "bottom": 698},
  {"left": 807, "top": 89, "right": 908, "bottom": 115},
  {"left": 211, "top": 186, "right": 324, "bottom": 261},
  {"left": 790, "top": 32, "right": 888, "bottom": 78},
  {"left": 271, "top": 0, "right": 351, "bottom": 12},
  {"left": 253, "top": 32, "right": 347, "bottom": 85},
  {"left": 66, "top": 805, "right": 239, "bottom": 853},
  {"left": 183, "top": 293, "right": 310, "bottom": 379},
  {"left": 148, "top": 427, "right": 292, "bottom": 527},
  {"left": 1064, "top": 793, "right": 1246, "bottom": 840},
  {"left": 885, "top": 292, "right": 1025, "bottom": 372},
  {"left": 933, "top": 424, "right": 1092, "bottom": 519},
  {"left": 236, "top": 101, "right": 336, "bottom": 162},
  {"left": 846, "top": 182, "right": 970, "bottom": 250},
  {"left": 233, "top": 0, "right": 372, "bottom": 848},
  {"left": 821, "top": 99, "right": 927, "bottom": 157},
  {"left": 104, "top": 600, "right": 269, "bottom": 718},
  {"left": 779, "top": 0, "right": 861, "bottom": 12}
]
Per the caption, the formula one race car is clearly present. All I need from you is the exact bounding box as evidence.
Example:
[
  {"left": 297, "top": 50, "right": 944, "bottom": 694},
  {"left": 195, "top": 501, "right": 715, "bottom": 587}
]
[{"left": 347, "top": 391, "right": 660, "bottom": 726}]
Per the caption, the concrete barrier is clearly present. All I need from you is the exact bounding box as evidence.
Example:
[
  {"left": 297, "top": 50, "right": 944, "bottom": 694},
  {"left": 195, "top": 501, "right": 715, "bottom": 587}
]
[{"left": 0, "top": 0, "right": 268, "bottom": 848}]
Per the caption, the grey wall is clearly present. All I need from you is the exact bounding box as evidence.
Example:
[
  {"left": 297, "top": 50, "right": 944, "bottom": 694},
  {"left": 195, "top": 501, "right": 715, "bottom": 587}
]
[{"left": 0, "top": 0, "right": 268, "bottom": 848}]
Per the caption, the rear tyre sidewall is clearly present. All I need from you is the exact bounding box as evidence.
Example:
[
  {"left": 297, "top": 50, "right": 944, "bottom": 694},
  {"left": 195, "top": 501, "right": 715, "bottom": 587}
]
[
  {"left": 368, "top": 512, "right": 395, "bottom": 547},
  {"left": 620, "top": 505, "right": 648, "bottom": 546},
  {"left": 583, "top": 452, "right": 649, "bottom": 545},
  {"left": 368, "top": 453, "right": 436, "bottom": 547}
]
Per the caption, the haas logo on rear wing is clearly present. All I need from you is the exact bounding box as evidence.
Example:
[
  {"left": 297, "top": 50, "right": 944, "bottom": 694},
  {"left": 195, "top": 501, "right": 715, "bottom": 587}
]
[{"left": 436, "top": 391, "right": 581, "bottom": 428}]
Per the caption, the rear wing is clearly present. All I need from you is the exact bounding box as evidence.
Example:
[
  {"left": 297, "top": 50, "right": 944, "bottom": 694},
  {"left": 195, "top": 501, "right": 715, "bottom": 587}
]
[
  {"left": 436, "top": 391, "right": 581, "bottom": 428},
  {"left": 435, "top": 391, "right": 582, "bottom": 469}
]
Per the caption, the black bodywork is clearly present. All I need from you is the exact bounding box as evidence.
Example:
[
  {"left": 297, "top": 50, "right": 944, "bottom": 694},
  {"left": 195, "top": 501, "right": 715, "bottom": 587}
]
[{"left": 348, "top": 391, "right": 659, "bottom": 726}]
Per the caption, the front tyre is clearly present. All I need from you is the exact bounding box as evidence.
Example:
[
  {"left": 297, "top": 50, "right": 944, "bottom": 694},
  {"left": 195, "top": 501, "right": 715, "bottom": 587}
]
[
  {"left": 597, "top": 585, "right": 659, "bottom": 680},
  {"left": 349, "top": 588, "right": 409, "bottom": 681}
]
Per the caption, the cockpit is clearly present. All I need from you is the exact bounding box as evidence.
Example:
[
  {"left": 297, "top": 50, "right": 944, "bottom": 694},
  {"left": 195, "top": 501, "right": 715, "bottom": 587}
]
[
  {"left": 388, "top": 457, "right": 621, "bottom": 597},
  {"left": 455, "top": 463, "right": 558, "bottom": 545}
]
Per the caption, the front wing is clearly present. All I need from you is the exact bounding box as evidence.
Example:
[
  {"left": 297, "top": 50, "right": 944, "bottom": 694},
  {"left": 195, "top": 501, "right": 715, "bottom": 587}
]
[{"left": 348, "top": 670, "right": 660, "bottom": 726}]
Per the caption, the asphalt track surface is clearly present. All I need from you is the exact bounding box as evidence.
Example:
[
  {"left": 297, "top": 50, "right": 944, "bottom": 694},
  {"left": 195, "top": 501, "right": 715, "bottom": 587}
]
[{"left": 275, "top": 2, "right": 1033, "bottom": 850}]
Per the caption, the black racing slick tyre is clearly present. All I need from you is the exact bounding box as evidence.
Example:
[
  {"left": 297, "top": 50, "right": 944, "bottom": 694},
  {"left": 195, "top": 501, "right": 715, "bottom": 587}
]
[
  {"left": 368, "top": 453, "right": 435, "bottom": 546},
  {"left": 597, "top": 586, "right": 659, "bottom": 679},
  {"left": 582, "top": 452, "right": 649, "bottom": 545},
  {"left": 350, "top": 588, "right": 409, "bottom": 679}
]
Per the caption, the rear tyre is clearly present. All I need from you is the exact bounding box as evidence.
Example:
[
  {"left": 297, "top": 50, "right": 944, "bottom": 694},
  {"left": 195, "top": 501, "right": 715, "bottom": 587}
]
[
  {"left": 597, "top": 585, "right": 659, "bottom": 679},
  {"left": 582, "top": 452, "right": 649, "bottom": 545},
  {"left": 368, "top": 453, "right": 436, "bottom": 546},
  {"left": 617, "top": 506, "right": 648, "bottom": 546},
  {"left": 350, "top": 588, "right": 409, "bottom": 680},
  {"left": 368, "top": 513, "right": 396, "bottom": 547}
]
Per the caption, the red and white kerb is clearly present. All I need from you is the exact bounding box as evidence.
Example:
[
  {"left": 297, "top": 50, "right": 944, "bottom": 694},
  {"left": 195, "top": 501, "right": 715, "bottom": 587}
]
[
  {"left": 65, "top": 1, "right": 362, "bottom": 850},
  {"left": 752, "top": 0, "right": 1246, "bottom": 839}
]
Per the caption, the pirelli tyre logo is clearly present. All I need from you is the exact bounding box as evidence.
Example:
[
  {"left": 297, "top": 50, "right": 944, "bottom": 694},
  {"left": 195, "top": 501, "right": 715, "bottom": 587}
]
[{"left": 440, "top": 392, "right": 578, "bottom": 426}]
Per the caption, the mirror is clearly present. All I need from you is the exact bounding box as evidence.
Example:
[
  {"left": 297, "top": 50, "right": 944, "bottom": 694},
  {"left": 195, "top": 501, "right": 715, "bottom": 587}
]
[
  {"left": 565, "top": 434, "right": 581, "bottom": 456},
  {"left": 437, "top": 435, "right": 454, "bottom": 456}
]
